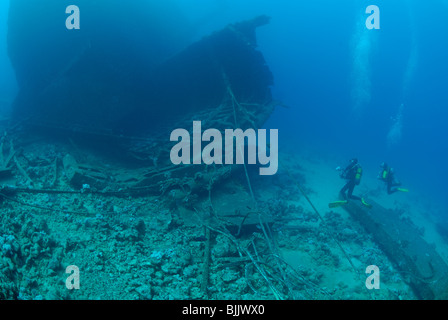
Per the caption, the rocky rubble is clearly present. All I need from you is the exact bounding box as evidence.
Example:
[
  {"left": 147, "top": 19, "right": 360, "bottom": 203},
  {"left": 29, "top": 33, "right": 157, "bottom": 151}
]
[{"left": 0, "top": 133, "right": 417, "bottom": 300}]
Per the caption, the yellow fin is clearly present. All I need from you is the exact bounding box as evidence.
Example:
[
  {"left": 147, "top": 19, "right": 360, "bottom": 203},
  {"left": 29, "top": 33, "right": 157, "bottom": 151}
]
[{"left": 328, "top": 200, "right": 348, "bottom": 208}]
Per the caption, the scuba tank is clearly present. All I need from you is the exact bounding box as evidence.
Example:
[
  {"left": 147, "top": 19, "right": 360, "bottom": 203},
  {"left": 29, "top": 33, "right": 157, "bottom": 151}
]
[{"left": 354, "top": 165, "right": 362, "bottom": 185}]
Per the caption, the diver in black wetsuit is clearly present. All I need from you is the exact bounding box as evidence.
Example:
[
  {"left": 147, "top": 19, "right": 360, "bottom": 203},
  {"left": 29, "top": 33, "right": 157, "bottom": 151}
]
[
  {"left": 338, "top": 158, "right": 362, "bottom": 201},
  {"left": 329, "top": 158, "right": 371, "bottom": 209},
  {"left": 378, "top": 162, "right": 408, "bottom": 194}
]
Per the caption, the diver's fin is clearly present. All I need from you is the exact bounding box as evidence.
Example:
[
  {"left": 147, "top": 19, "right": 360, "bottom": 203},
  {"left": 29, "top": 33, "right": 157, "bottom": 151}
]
[
  {"left": 361, "top": 198, "right": 372, "bottom": 208},
  {"left": 328, "top": 200, "right": 348, "bottom": 208},
  {"left": 397, "top": 188, "right": 409, "bottom": 192}
]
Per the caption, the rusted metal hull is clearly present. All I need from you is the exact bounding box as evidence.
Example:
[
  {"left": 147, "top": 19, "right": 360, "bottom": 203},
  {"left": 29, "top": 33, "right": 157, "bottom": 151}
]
[{"left": 344, "top": 200, "right": 448, "bottom": 299}]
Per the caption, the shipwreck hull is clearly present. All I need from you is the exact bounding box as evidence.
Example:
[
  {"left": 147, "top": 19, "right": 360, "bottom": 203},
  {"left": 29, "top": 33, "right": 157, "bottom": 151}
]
[
  {"left": 344, "top": 200, "right": 448, "bottom": 299},
  {"left": 7, "top": 1, "right": 277, "bottom": 202},
  {"left": 8, "top": 0, "right": 274, "bottom": 137}
]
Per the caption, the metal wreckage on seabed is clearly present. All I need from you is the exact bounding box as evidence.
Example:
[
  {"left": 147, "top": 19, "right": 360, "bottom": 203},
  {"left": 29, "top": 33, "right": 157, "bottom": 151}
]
[{"left": 1, "top": 0, "right": 448, "bottom": 300}]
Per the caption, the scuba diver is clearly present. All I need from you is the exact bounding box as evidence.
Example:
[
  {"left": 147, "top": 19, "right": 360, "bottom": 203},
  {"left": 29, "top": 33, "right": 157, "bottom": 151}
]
[
  {"left": 378, "top": 162, "right": 408, "bottom": 194},
  {"left": 329, "top": 158, "right": 371, "bottom": 208}
]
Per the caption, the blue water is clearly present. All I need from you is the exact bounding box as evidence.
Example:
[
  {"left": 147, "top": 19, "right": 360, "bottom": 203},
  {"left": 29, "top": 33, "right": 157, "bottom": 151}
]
[
  {"left": 0, "top": 1, "right": 16, "bottom": 105},
  {"left": 0, "top": 1, "right": 447, "bottom": 221}
]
